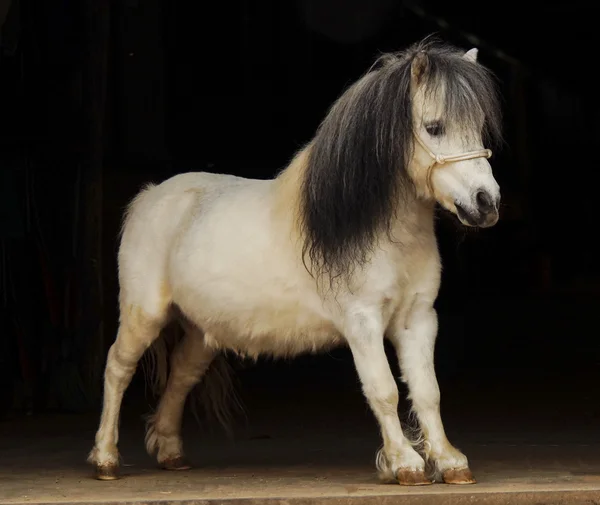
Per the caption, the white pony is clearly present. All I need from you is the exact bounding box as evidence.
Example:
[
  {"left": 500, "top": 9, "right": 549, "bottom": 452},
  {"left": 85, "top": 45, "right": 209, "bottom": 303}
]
[{"left": 88, "top": 37, "right": 503, "bottom": 486}]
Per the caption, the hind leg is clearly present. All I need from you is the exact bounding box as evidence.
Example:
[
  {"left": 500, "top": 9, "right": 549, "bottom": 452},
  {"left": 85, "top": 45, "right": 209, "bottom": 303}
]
[
  {"left": 146, "top": 324, "right": 215, "bottom": 470},
  {"left": 88, "top": 306, "right": 166, "bottom": 480}
]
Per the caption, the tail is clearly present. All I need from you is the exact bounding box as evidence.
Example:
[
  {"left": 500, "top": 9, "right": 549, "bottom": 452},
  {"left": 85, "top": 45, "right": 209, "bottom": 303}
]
[{"left": 141, "top": 321, "right": 244, "bottom": 437}]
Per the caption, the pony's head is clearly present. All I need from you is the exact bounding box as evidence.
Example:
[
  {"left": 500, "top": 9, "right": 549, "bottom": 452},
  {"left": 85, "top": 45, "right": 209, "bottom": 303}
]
[
  {"left": 299, "top": 37, "right": 503, "bottom": 282},
  {"left": 408, "top": 45, "right": 501, "bottom": 228}
]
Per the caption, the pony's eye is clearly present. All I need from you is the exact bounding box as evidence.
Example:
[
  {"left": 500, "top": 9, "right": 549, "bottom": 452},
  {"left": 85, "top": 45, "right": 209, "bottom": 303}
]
[{"left": 425, "top": 122, "right": 445, "bottom": 137}]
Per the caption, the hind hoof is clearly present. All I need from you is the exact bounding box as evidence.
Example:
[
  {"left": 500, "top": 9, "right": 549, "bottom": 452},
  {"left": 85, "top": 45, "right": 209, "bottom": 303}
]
[
  {"left": 95, "top": 464, "right": 119, "bottom": 481},
  {"left": 443, "top": 467, "right": 476, "bottom": 485},
  {"left": 161, "top": 457, "right": 192, "bottom": 471},
  {"left": 396, "top": 469, "right": 433, "bottom": 486}
]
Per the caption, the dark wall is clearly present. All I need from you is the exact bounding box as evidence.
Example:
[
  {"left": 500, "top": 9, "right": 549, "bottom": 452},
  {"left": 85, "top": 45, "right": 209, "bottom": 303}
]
[{"left": 1, "top": 0, "right": 599, "bottom": 417}]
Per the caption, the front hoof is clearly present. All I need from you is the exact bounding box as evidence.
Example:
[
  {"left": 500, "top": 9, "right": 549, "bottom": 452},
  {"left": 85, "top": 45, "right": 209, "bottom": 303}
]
[
  {"left": 95, "top": 464, "right": 119, "bottom": 481},
  {"left": 396, "top": 469, "right": 434, "bottom": 486},
  {"left": 443, "top": 467, "right": 476, "bottom": 485},
  {"left": 160, "top": 456, "right": 192, "bottom": 471}
]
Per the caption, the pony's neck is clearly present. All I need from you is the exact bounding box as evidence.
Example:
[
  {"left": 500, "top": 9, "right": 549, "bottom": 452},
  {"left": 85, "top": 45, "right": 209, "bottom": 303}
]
[
  {"left": 387, "top": 157, "right": 437, "bottom": 236},
  {"left": 390, "top": 197, "right": 437, "bottom": 239}
]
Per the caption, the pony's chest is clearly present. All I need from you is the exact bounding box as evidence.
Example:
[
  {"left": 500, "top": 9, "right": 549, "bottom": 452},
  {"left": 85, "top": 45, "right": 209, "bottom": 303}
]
[
  {"left": 362, "top": 242, "right": 441, "bottom": 320},
  {"left": 370, "top": 239, "right": 439, "bottom": 287}
]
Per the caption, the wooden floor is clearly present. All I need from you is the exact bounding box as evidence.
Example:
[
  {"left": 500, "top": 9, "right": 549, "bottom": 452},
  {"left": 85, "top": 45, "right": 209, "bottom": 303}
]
[
  {"left": 2, "top": 375, "right": 600, "bottom": 505},
  {"left": 2, "top": 438, "right": 600, "bottom": 505}
]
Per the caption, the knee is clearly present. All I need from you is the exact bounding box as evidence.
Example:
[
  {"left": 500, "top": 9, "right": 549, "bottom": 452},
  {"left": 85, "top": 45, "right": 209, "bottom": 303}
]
[
  {"left": 106, "top": 342, "right": 139, "bottom": 379},
  {"left": 406, "top": 378, "right": 440, "bottom": 410},
  {"left": 364, "top": 382, "right": 399, "bottom": 416}
]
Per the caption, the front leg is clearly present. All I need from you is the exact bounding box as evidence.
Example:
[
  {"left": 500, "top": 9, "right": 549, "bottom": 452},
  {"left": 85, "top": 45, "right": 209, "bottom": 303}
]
[
  {"left": 389, "top": 298, "right": 475, "bottom": 484},
  {"left": 344, "top": 309, "right": 432, "bottom": 486}
]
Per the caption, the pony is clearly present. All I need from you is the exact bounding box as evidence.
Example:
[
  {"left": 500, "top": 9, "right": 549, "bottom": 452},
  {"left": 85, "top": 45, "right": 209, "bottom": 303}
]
[{"left": 88, "top": 37, "right": 503, "bottom": 486}]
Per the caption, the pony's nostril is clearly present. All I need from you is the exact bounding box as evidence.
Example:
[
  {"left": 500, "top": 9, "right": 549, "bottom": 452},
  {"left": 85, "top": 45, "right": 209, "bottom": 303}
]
[{"left": 475, "top": 190, "right": 495, "bottom": 213}]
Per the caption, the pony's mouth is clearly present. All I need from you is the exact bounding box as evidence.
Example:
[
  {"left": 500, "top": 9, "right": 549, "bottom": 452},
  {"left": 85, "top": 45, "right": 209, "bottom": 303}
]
[
  {"left": 455, "top": 203, "right": 480, "bottom": 227},
  {"left": 454, "top": 202, "right": 498, "bottom": 228}
]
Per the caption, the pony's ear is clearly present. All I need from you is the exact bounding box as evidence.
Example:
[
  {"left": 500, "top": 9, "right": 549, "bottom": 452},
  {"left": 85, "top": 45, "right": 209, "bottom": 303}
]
[
  {"left": 463, "top": 48, "right": 478, "bottom": 63},
  {"left": 410, "top": 50, "right": 429, "bottom": 85}
]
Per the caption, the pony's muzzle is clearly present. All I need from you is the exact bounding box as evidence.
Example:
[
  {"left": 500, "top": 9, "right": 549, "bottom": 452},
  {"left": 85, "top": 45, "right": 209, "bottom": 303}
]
[{"left": 455, "top": 189, "right": 500, "bottom": 228}]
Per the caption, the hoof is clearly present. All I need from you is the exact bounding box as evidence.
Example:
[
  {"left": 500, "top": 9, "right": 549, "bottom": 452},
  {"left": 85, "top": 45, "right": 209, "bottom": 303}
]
[
  {"left": 95, "top": 464, "right": 119, "bottom": 481},
  {"left": 396, "top": 469, "right": 434, "bottom": 486},
  {"left": 160, "top": 456, "right": 192, "bottom": 471},
  {"left": 443, "top": 467, "right": 476, "bottom": 485}
]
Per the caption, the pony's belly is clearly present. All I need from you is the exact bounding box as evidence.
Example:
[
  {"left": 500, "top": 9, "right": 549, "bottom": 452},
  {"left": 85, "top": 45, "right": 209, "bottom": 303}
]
[{"left": 174, "top": 286, "right": 344, "bottom": 359}]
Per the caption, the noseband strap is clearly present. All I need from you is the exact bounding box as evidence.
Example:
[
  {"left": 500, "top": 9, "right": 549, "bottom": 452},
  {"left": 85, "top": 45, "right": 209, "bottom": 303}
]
[{"left": 414, "top": 134, "right": 492, "bottom": 197}]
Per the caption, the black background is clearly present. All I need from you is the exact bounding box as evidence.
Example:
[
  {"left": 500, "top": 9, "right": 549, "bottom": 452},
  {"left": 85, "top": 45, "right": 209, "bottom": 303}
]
[{"left": 0, "top": 0, "right": 598, "bottom": 435}]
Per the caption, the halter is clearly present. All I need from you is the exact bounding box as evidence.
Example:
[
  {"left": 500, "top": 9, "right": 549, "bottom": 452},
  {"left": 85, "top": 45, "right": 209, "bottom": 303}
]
[{"left": 414, "top": 134, "right": 492, "bottom": 197}]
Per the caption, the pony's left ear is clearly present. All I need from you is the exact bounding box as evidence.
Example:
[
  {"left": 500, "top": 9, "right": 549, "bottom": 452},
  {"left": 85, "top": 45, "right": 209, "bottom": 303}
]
[
  {"left": 463, "top": 48, "right": 478, "bottom": 63},
  {"left": 411, "top": 51, "right": 429, "bottom": 85}
]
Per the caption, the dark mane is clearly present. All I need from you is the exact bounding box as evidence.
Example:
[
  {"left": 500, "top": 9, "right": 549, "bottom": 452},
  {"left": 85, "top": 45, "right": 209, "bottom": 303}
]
[{"left": 299, "top": 36, "right": 503, "bottom": 285}]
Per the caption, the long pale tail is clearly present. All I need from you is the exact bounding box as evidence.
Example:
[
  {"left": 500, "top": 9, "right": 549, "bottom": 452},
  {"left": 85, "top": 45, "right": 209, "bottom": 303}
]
[{"left": 141, "top": 321, "right": 244, "bottom": 436}]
